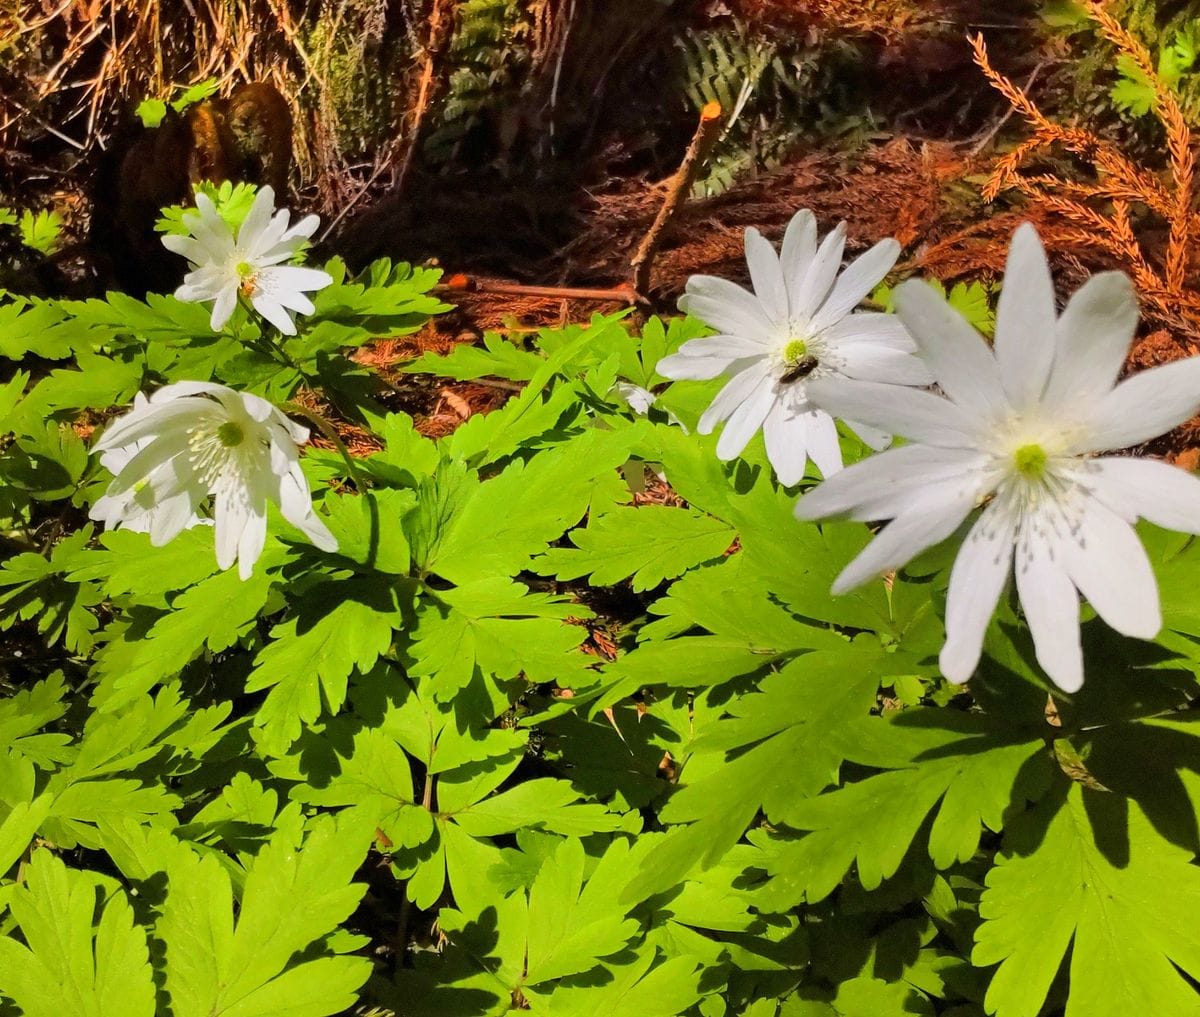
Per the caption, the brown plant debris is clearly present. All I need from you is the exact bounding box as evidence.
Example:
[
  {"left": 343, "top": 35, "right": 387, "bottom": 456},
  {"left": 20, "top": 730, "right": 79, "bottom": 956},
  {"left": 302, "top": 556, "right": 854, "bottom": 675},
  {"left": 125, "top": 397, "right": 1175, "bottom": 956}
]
[{"left": 971, "top": 3, "right": 1200, "bottom": 340}]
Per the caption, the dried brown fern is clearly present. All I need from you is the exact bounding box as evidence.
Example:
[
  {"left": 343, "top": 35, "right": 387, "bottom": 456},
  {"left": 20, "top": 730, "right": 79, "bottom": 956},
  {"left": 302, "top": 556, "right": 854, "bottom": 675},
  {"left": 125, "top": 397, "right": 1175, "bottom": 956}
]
[{"left": 972, "top": 1, "right": 1200, "bottom": 336}]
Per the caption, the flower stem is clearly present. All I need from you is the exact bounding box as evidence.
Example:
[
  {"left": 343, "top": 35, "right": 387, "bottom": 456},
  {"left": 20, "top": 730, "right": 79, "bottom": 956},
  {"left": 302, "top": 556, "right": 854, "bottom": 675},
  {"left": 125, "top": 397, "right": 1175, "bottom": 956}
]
[{"left": 282, "top": 401, "right": 367, "bottom": 492}]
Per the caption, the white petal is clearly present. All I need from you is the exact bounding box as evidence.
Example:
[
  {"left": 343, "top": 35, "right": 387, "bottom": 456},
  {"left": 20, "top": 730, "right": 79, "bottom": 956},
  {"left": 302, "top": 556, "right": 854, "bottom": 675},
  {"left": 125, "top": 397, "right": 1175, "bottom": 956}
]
[
  {"left": 261, "top": 264, "right": 333, "bottom": 296},
  {"left": 743, "top": 227, "right": 789, "bottom": 323},
  {"left": 779, "top": 210, "right": 817, "bottom": 294},
  {"left": 679, "top": 276, "right": 775, "bottom": 338},
  {"left": 150, "top": 381, "right": 229, "bottom": 404},
  {"left": 836, "top": 343, "right": 933, "bottom": 386},
  {"left": 698, "top": 363, "right": 774, "bottom": 434},
  {"left": 214, "top": 486, "right": 252, "bottom": 572},
  {"left": 793, "top": 222, "right": 846, "bottom": 318},
  {"left": 614, "top": 382, "right": 655, "bottom": 415},
  {"left": 892, "top": 279, "right": 1008, "bottom": 419},
  {"left": 250, "top": 293, "right": 298, "bottom": 335},
  {"left": 805, "top": 378, "right": 980, "bottom": 448},
  {"left": 831, "top": 487, "right": 979, "bottom": 593},
  {"left": 809, "top": 238, "right": 900, "bottom": 332},
  {"left": 714, "top": 373, "right": 777, "bottom": 460},
  {"left": 210, "top": 285, "right": 238, "bottom": 330},
  {"left": 277, "top": 211, "right": 322, "bottom": 245},
  {"left": 99, "top": 424, "right": 194, "bottom": 480},
  {"left": 805, "top": 409, "right": 843, "bottom": 477},
  {"left": 236, "top": 506, "right": 268, "bottom": 580},
  {"left": 161, "top": 233, "right": 206, "bottom": 265},
  {"left": 994, "top": 223, "right": 1057, "bottom": 410},
  {"left": 245, "top": 210, "right": 292, "bottom": 260},
  {"left": 238, "top": 185, "right": 276, "bottom": 247},
  {"left": 845, "top": 419, "right": 892, "bottom": 450},
  {"left": 763, "top": 398, "right": 811, "bottom": 486},
  {"left": 940, "top": 502, "right": 1016, "bottom": 683},
  {"left": 277, "top": 466, "right": 338, "bottom": 551},
  {"left": 1084, "top": 356, "right": 1200, "bottom": 450},
  {"left": 796, "top": 444, "right": 989, "bottom": 523},
  {"left": 657, "top": 334, "right": 767, "bottom": 383},
  {"left": 1061, "top": 497, "right": 1161, "bottom": 638},
  {"left": 1040, "top": 272, "right": 1138, "bottom": 417},
  {"left": 1087, "top": 456, "right": 1200, "bottom": 532},
  {"left": 94, "top": 397, "right": 182, "bottom": 450},
  {"left": 821, "top": 311, "right": 915, "bottom": 348},
  {"left": 1014, "top": 525, "right": 1083, "bottom": 692},
  {"left": 148, "top": 489, "right": 202, "bottom": 546}
]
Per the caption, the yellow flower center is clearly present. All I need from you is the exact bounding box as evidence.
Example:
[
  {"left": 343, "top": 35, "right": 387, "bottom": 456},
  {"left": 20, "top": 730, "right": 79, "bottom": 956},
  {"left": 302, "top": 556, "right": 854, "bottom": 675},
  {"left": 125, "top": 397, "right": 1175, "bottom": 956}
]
[
  {"left": 783, "top": 338, "right": 809, "bottom": 365},
  {"left": 217, "top": 421, "right": 245, "bottom": 448},
  {"left": 1013, "top": 442, "right": 1048, "bottom": 479},
  {"left": 236, "top": 260, "right": 259, "bottom": 297}
]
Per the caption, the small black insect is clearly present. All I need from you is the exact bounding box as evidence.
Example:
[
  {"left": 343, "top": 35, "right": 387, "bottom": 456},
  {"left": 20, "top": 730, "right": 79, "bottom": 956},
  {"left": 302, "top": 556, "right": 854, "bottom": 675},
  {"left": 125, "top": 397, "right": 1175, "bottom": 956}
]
[{"left": 780, "top": 357, "right": 819, "bottom": 384}]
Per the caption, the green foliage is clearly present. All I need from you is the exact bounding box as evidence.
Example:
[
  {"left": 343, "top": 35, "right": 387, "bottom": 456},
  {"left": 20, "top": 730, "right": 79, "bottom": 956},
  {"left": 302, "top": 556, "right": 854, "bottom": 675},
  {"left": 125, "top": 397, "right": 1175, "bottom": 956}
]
[
  {"left": 1110, "top": 25, "right": 1200, "bottom": 116},
  {"left": 18, "top": 209, "right": 62, "bottom": 255},
  {"left": 135, "top": 77, "right": 220, "bottom": 127},
  {"left": 975, "top": 783, "right": 1200, "bottom": 1017},
  {"left": 873, "top": 278, "right": 997, "bottom": 338},
  {"left": 1, "top": 229, "right": 1198, "bottom": 1017},
  {"left": 156, "top": 180, "right": 261, "bottom": 236},
  {"left": 677, "top": 21, "right": 869, "bottom": 197}
]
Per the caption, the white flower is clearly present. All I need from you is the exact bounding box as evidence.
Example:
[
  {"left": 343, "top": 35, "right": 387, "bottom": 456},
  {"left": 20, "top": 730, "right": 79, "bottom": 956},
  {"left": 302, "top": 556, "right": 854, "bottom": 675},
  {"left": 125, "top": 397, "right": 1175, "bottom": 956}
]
[
  {"left": 162, "top": 185, "right": 333, "bottom": 335},
  {"left": 612, "top": 381, "right": 688, "bottom": 432},
  {"left": 795, "top": 223, "right": 1200, "bottom": 693},
  {"left": 92, "top": 382, "right": 338, "bottom": 579},
  {"left": 656, "top": 209, "right": 930, "bottom": 485},
  {"left": 89, "top": 394, "right": 211, "bottom": 540}
]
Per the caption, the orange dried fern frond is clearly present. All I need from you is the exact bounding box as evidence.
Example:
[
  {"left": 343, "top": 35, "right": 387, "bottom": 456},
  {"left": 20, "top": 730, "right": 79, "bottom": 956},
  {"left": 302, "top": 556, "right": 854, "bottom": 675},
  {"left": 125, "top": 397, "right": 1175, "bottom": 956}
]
[{"left": 971, "top": 3, "right": 1200, "bottom": 333}]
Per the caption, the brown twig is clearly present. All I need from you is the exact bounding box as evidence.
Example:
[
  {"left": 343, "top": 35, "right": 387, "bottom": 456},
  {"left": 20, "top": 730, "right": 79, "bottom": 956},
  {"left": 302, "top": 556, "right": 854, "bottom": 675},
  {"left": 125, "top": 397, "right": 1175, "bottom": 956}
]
[
  {"left": 970, "top": 15, "right": 1200, "bottom": 335},
  {"left": 629, "top": 100, "right": 724, "bottom": 297},
  {"left": 390, "top": 0, "right": 458, "bottom": 195},
  {"left": 434, "top": 274, "right": 637, "bottom": 304}
]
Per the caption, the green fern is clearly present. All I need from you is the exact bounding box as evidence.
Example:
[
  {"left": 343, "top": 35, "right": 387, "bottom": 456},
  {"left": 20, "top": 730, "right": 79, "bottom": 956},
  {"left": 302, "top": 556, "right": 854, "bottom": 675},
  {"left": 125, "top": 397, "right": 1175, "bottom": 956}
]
[
  {"left": 423, "top": 0, "right": 532, "bottom": 164},
  {"left": 677, "top": 21, "right": 868, "bottom": 198}
]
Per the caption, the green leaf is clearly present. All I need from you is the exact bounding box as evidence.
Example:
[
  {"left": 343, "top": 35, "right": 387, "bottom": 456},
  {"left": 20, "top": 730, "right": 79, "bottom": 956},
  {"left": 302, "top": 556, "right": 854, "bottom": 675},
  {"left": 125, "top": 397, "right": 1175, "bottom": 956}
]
[
  {"left": 975, "top": 783, "right": 1200, "bottom": 1017},
  {"left": 536, "top": 504, "right": 735, "bottom": 592},
  {"left": 19, "top": 209, "right": 62, "bottom": 255},
  {"left": 157, "top": 813, "right": 374, "bottom": 1017},
  {"left": 90, "top": 561, "right": 276, "bottom": 710},
  {"left": 0, "top": 672, "right": 70, "bottom": 767},
  {"left": 247, "top": 576, "right": 406, "bottom": 754},
  {"left": 425, "top": 426, "right": 636, "bottom": 584},
  {"left": 134, "top": 97, "right": 167, "bottom": 127},
  {"left": 0, "top": 851, "right": 155, "bottom": 1017},
  {"left": 532, "top": 949, "right": 705, "bottom": 1017},
  {"left": 171, "top": 78, "right": 220, "bottom": 112},
  {"left": 67, "top": 527, "right": 220, "bottom": 598},
  {"left": 0, "top": 297, "right": 80, "bottom": 360},
  {"left": 667, "top": 649, "right": 885, "bottom": 845},
  {"left": 1110, "top": 54, "right": 1156, "bottom": 117},
  {"left": 524, "top": 838, "right": 639, "bottom": 984},
  {"left": 763, "top": 714, "right": 1049, "bottom": 903},
  {"left": 409, "top": 578, "right": 589, "bottom": 699},
  {"left": 320, "top": 488, "right": 415, "bottom": 573},
  {"left": 404, "top": 330, "right": 543, "bottom": 381}
]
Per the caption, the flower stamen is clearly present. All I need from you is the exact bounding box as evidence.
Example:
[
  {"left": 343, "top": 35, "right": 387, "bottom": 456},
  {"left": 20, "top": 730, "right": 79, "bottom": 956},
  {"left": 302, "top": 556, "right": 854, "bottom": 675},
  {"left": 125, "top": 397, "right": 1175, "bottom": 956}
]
[{"left": 1013, "top": 442, "right": 1048, "bottom": 479}]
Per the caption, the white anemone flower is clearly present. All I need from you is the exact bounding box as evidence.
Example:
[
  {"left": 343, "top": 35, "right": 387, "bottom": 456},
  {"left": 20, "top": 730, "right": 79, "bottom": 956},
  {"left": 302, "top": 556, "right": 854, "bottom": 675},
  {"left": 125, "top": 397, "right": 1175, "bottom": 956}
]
[
  {"left": 795, "top": 223, "right": 1200, "bottom": 693},
  {"left": 89, "top": 394, "right": 210, "bottom": 540},
  {"left": 655, "top": 209, "right": 931, "bottom": 484},
  {"left": 92, "top": 382, "right": 338, "bottom": 579},
  {"left": 162, "top": 185, "right": 333, "bottom": 335}
]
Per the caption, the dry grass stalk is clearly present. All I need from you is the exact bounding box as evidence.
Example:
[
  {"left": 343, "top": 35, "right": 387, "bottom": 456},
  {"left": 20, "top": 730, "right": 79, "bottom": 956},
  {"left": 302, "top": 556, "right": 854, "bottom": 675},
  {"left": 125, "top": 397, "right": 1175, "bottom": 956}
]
[
  {"left": 630, "top": 100, "right": 724, "bottom": 297},
  {"left": 971, "top": 1, "right": 1200, "bottom": 334}
]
